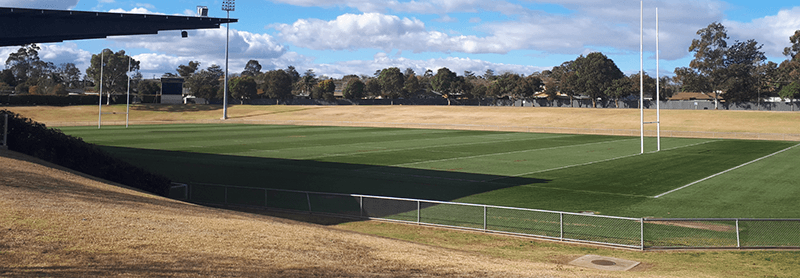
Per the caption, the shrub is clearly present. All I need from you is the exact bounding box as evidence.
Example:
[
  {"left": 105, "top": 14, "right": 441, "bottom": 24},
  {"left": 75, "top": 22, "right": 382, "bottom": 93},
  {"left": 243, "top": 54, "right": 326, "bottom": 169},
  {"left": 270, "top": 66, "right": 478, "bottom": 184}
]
[{"left": 0, "top": 109, "right": 171, "bottom": 196}]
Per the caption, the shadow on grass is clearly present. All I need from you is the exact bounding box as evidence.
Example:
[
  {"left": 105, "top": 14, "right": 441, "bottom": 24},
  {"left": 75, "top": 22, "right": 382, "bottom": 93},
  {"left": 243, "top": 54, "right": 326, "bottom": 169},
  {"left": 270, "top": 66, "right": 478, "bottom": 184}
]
[{"left": 99, "top": 146, "right": 548, "bottom": 225}]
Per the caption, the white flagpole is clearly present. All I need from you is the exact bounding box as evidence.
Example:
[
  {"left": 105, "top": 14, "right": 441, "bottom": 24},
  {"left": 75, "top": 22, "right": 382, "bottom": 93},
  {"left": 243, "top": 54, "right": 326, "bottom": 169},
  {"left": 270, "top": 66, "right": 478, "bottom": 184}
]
[
  {"left": 656, "top": 8, "right": 661, "bottom": 151},
  {"left": 640, "top": 1, "right": 644, "bottom": 154}
]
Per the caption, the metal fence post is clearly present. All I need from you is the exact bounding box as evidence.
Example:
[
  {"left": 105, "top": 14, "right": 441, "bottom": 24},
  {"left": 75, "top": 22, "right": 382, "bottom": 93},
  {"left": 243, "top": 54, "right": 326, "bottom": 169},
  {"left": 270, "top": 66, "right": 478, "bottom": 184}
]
[
  {"left": 417, "top": 200, "right": 420, "bottom": 224},
  {"left": 559, "top": 212, "right": 564, "bottom": 241},
  {"left": 483, "top": 205, "right": 487, "bottom": 231},
  {"left": 306, "top": 192, "right": 312, "bottom": 213},
  {"left": 640, "top": 218, "right": 645, "bottom": 251},
  {"left": 359, "top": 196, "right": 364, "bottom": 218},
  {"left": 736, "top": 219, "right": 741, "bottom": 248}
]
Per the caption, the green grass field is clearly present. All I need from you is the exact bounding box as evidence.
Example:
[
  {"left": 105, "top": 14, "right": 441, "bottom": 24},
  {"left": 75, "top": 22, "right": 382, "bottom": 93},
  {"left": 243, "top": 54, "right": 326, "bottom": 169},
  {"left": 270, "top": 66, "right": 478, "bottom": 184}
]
[{"left": 58, "top": 124, "right": 800, "bottom": 219}]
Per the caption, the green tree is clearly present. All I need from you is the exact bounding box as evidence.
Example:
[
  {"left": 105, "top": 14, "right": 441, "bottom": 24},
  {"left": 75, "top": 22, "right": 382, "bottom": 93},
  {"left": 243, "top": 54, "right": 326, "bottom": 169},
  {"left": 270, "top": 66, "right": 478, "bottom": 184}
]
[
  {"left": 86, "top": 49, "right": 140, "bottom": 95},
  {"left": 229, "top": 76, "right": 258, "bottom": 104},
  {"left": 365, "top": 78, "right": 381, "bottom": 98},
  {"left": 342, "top": 78, "right": 365, "bottom": 100},
  {"left": 431, "top": 67, "right": 458, "bottom": 98},
  {"left": 136, "top": 79, "right": 161, "bottom": 98},
  {"left": 5, "top": 44, "right": 48, "bottom": 86},
  {"left": 483, "top": 69, "right": 496, "bottom": 80},
  {"left": 185, "top": 65, "right": 223, "bottom": 100},
  {"left": 57, "top": 63, "right": 82, "bottom": 89},
  {"left": 299, "top": 69, "right": 317, "bottom": 98},
  {"left": 403, "top": 74, "right": 421, "bottom": 98},
  {"left": 313, "top": 79, "right": 336, "bottom": 100},
  {"left": 177, "top": 61, "right": 200, "bottom": 78},
  {"left": 778, "top": 81, "right": 800, "bottom": 107},
  {"left": 260, "top": 70, "right": 293, "bottom": 100},
  {"left": 720, "top": 40, "right": 766, "bottom": 102},
  {"left": 378, "top": 67, "right": 404, "bottom": 98},
  {"left": 571, "top": 52, "right": 625, "bottom": 107},
  {"left": 605, "top": 76, "right": 635, "bottom": 108},
  {"left": 285, "top": 66, "right": 301, "bottom": 84},
  {"left": 783, "top": 30, "right": 800, "bottom": 60},
  {"left": 678, "top": 22, "right": 729, "bottom": 108},
  {"left": 242, "top": 60, "right": 262, "bottom": 77},
  {"left": 542, "top": 61, "right": 577, "bottom": 104}
]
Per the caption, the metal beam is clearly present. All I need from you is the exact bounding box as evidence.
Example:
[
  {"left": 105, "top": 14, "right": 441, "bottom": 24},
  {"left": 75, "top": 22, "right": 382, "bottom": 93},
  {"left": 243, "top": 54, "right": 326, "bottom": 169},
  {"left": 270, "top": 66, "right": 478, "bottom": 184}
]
[{"left": 0, "top": 7, "right": 237, "bottom": 47}]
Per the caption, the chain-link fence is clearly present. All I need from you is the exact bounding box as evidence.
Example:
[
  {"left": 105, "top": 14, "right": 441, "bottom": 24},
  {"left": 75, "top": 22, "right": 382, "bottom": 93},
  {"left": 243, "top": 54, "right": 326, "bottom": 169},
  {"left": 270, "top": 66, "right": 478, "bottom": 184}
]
[
  {"left": 172, "top": 183, "right": 800, "bottom": 250},
  {"left": 644, "top": 219, "right": 800, "bottom": 249}
]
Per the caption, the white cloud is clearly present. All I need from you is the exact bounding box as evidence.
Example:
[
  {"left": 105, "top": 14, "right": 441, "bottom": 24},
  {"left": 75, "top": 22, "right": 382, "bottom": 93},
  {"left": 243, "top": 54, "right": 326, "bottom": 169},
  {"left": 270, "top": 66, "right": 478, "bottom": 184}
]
[
  {"left": 274, "top": 13, "right": 507, "bottom": 54},
  {"left": 272, "top": 1, "right": 728, "bottom": 61},
  {"left": 311, "top": 52, "right": 548, "bottom": 79},
  {"left": 107, "top": 28, "right": 287, "bottom": 77},
  {"left": 725, "top": 7, "right": 800, "bottom": 60},
  {"left": 107, "top": 7, "right": 158, "bottom": 14},
  {"left": 269, "top": 0, "right": 506, "bottom": 14},
  {"left": 38, "top": 43, "right": 93, "bottom": 69},
  {"left": 111, "top": 28, "right": 285, "bottom": 60},
  {"left": 0, "top": 0, "right": 79, "bottom": 9}
]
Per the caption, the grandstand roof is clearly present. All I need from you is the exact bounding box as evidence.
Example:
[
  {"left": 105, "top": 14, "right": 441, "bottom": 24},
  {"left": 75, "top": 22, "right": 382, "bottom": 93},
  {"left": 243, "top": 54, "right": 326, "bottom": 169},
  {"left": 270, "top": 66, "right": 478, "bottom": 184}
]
[{"left": 0, "top": 7, "right": 237, "bottom": 47}]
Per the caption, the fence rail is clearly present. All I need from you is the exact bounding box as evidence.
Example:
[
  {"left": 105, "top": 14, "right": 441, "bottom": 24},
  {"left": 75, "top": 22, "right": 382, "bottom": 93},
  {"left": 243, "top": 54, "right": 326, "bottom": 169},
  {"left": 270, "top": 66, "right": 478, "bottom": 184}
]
[{"left": 169, "top": 182, "right": 800, "bottom": 250}]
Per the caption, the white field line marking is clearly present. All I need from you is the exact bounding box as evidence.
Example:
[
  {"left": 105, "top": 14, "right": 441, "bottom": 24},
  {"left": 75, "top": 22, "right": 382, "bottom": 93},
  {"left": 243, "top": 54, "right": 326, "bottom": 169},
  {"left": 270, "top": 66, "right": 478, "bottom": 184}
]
[
  {"left": 393, "top": 138, "right": 637, "bottom": 167},
  {"left": 302, "top": 134, "right": 575, "bottom": 160},
  {"left": 653, "top": 143, "right": 800, "bottom": 199},
  {"left": 485, "top": 140, "right": 717, "bottom": 183}
]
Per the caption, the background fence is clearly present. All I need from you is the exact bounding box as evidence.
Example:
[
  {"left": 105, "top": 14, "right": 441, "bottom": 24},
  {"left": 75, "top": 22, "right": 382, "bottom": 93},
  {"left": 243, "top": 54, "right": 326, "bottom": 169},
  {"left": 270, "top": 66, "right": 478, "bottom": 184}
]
[
  {"left": 235, "top": 98, "right": 800, "bottom": 112},
  {"left": 170, "top": 182, "right": 800, "bottom": 250}
]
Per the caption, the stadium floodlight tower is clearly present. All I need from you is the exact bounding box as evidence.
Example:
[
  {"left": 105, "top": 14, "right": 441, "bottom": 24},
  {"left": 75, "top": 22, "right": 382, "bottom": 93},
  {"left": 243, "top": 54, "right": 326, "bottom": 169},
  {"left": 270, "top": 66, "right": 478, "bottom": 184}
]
[{"left": 221, "top": 0, "right": 235, "bottom": 120}]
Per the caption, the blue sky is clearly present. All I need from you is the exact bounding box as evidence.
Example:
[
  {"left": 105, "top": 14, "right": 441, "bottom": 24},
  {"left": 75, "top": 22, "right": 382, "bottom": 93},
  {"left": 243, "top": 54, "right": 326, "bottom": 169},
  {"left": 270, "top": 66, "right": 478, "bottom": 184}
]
[{"left": 3, "top": 0, "right": 800, "bottom": 79}]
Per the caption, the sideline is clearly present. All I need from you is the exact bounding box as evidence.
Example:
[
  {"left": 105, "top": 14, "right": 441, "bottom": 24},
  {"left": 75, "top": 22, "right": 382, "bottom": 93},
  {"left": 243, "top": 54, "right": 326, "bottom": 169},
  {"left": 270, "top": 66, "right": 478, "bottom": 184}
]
[{"left": 653, "top": 143, "right": 800, "bottom": 199}]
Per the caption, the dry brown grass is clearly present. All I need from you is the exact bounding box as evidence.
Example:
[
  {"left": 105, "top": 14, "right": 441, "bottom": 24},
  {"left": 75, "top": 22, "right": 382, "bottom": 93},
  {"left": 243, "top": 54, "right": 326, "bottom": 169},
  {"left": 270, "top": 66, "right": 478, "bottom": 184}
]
[
  {"left": 6, "top": 105, "right": 800, "bottom": 140},
  {"left": 3, "top": 149, "right": 675, "bottom": 277}
]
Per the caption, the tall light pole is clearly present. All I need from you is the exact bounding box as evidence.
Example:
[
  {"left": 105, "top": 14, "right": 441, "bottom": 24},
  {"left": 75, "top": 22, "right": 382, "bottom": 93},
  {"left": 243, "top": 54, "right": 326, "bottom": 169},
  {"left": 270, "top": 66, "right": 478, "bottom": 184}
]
[{"left": 222, "top": 0, "right": 235, "bottom": 120}]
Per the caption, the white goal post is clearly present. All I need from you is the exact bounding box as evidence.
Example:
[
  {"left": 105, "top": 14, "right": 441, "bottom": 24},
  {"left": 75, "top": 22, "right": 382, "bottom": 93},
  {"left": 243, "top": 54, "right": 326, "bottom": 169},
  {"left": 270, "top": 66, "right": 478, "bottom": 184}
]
[{"left": 640, "top": 2, "right": 662, "bottom": 154}]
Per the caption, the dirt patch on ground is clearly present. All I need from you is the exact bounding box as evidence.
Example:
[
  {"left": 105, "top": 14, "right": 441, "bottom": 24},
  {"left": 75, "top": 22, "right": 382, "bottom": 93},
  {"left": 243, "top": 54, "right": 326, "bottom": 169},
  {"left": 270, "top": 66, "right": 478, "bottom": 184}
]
[
  {"left": 650, "top": 221, "right": 735, "bottom": 232},
  {"left": 2, "top": 149, "right": 643, "bottom": 277}
]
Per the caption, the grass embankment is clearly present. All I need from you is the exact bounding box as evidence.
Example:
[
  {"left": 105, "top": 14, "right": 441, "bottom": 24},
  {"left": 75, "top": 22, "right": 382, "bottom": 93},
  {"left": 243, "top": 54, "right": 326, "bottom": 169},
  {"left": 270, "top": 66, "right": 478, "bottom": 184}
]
[{"left": 2, "top": 150, "right": 799, "bottom": 277}]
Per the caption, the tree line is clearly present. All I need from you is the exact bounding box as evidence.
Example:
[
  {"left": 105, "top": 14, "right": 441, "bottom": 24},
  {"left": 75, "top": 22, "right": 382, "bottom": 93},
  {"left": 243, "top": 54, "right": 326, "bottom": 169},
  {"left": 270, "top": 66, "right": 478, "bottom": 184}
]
[{"left": 3, "top": 22, "right": 800, "bottom": 107}]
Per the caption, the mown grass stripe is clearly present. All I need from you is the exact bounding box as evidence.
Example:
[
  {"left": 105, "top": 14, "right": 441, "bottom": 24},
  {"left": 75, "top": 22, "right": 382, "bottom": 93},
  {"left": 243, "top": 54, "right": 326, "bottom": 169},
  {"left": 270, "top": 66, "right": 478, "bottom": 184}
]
[
  {"left": 393, "top": 138, "right": 637, "bottom": 167},
  {"left": 490, "top": 140, "right": 720, "bottom": 182},
  {"left": 653, "top": 142, "right": 800, "bottom": 199}
]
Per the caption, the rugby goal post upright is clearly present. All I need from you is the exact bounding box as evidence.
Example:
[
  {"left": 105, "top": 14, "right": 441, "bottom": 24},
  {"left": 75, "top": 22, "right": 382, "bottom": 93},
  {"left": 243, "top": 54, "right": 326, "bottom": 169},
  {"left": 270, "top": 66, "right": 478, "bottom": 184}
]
[{"left": 640, "top": 3, "right": 662, "bottom": 154}]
